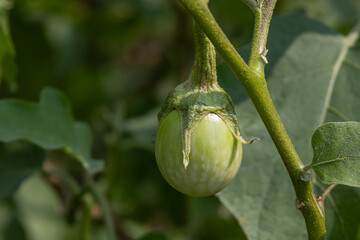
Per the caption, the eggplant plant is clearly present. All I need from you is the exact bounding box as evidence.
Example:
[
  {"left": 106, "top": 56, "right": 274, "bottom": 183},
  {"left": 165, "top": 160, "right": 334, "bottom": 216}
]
[{"left": 0, "top": 0, "right": 359, "bottom": 239}]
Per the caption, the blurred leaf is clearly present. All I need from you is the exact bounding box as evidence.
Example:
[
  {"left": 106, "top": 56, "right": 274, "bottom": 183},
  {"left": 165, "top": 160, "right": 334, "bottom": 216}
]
[
  {"left": 0, "top": 87, "right": 103, "bottom": 173},
  {"left": 3, "top": 217, "right": 28, "bottom": 240},
  {"left": 0, "top": 200, "right": 28, "bottom": 240},
  {"left": 217, "top": 14, "right": 360, "bottom": 240},
  {"left": 0, "top": 0, "right": 16, "bottom": 91},
  {"left": 14, "top": 173, "right": 67, "bottom": 240},
  {"left": 316, "top": 184, "right": 360, "bottom": 240},
  {"left": 188, "top": 197, "right": 247, "bottom": 240},
  {"left": 0, "top": 143, "right": 45, "bottom": 199},
  {"left": 310, "top": 122, "right": 360, "bottom": 187},
  {"left": 280, "top": 0, "right": 360, "bottom": 30},
  {"left": 123, "top": 108, "right": 158, "bottom": 151},
  {"left": 210, "top": 0, "right": 253, "bottom": 46},
  {"left": 137, "top": 232, "right": 168, "bottom": 240}
]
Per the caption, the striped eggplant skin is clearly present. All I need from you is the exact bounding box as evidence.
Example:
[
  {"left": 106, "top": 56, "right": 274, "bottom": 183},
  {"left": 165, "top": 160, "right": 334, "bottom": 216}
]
[{"left": 155, "top": 110, "right": 242, "bottom": 197}]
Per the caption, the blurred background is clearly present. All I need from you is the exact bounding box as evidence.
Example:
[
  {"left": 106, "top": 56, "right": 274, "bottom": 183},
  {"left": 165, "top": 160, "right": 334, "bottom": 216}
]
[{"left": 0, "top": 0, "right": 359, "bottom": 239}]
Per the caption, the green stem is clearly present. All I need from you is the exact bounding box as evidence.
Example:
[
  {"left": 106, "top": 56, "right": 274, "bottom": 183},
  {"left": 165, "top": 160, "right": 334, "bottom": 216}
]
[
  {"left": 322, "top": 184, "right": 337, "bottom": 200},
  {"left": 176, "top": 0, "right": 326, "bottom": 239},
  {"left": 246, "top": 80, "right": 326, "bottom": 240},
  {"left": 43, "top": 169, "right": 81, "bottom": 194},
  {"left": 43, "top": 169, "right": 117, "bottom": 239},
  {"left": 80, "top": 195, "right": 92, "bottom": 240},
  {"left": 248, "top": 0, "right": 277, "bottom": 75},
  {"left": 86, "top": 176, "right": 118, "bottom": 240},
  {"left": 190, "top": 21, "right": 218, "bottom": 90}
]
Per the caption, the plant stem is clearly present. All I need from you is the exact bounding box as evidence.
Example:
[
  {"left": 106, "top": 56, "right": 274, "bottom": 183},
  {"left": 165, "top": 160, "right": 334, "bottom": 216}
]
[
  {"left": 86, "top": 175, "right": 118, "bottom": 240},
  {"left": 176, "top": 0, "right": 326, "bottom": 239},
  {"left": 44, "top": 169, "right": 118, "bottom": 239},
  {"left": 322, "top": 184, "right": 337, "bottom": 200},
  {"left": 190, "top": 21, "right": 218, "bottom": 90},
  {"left": 247, "top": 80, "right": 326, "bottom": 240},
  {"left": 80, "top": 195, "right": 92, "bottom": 240},
  {"left": 248, "top": 0, "right": 277, "bottom": 75},
  {"left": 43, "top": 169, "right": 81, "bottom": 194}
]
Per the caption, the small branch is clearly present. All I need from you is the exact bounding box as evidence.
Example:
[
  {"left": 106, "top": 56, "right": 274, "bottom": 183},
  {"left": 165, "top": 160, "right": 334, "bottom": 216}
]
[
  {"left": 42, "top": 169, "right": 84, "bottom": 224},
  {"left": 43, "top": 166, "right": 117, "bottom": 239},
  {"left": 43, "top": 169, "right": 81, "bottom": 194},
  {"left": 80, "top": 196, "right": 92, "bottom": 240},
  {"left": 248, "top": 0, "right": 277, "bottom": 75},
  {"left": 322, "top": 184, "right": 337, "bottom": 200},
  {"left": 303, "top": 164, "right": 312, "bottom": 172},
  {"left": 86, "top": 176, "right": 118, "bottom": 240}
]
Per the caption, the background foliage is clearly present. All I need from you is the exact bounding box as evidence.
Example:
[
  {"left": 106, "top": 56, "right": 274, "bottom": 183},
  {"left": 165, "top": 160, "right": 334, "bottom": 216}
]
[{"left": 0, "top": 0, "right": 360, "bottom": 239}]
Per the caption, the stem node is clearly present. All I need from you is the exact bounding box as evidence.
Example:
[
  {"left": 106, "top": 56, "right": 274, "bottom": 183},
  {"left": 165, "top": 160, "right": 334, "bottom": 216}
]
[{"left": 300, "top": 169, "right": 311, "bottom": 182}]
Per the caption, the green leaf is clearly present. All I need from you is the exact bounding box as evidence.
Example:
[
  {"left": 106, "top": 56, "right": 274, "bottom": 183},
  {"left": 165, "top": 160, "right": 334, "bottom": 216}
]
[
  {"left": 281, "top": 0, "right": 360, "bottom": 30},
  {"left": 0, "top": 143, "right": 45, "bottom": 199},
  {"left": 0, "top": 200, "right": 28, "bottom": 240},
  {"left": 14, "top": 173, "right": 68, "bottom": 240},
  {"left": 0, "top": 87, "right": 103, "bottom": 173},
  {"left": 217, "top": 14, "right": 360, "bottom": 240},
  {"left": 123, "top": 107, "right": 158, "bottom": 151},
  {"left": 0, "top": 1, "right": 16, "bottom": 91},
  {"left": 137, "top": 232, "right": 169, "bottom": 240},
  {"left": 310, "top": 122, "right": 360, "bottom": 186}
]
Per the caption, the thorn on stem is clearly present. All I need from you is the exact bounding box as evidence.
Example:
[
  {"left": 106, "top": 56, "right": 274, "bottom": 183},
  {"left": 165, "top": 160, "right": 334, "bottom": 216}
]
[{"left": 261, "top": 48, "right": 269, "bottom": 65}]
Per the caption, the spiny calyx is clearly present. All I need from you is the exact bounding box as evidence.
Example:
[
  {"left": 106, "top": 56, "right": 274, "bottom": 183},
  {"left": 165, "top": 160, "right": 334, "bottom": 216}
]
[{"left": 158, "top": 80, "right": 250, "bottom": 169}]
